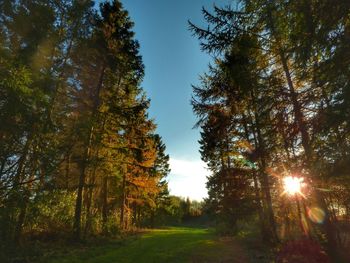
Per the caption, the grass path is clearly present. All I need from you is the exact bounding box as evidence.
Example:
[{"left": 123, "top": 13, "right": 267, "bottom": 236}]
[{"left": 48, "top": 227, "right": 269, "bottom": 263}]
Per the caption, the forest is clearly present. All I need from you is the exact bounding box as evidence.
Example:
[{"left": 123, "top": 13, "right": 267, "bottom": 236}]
[
  {"left": 1, "top": 0, "right": 350, "bottom": 262},
  {"left": 0, "top": 0, "right": 188, "bottom": 259},
  {"left": 190, "top": 0, "right": 350, "bottom": 262}
]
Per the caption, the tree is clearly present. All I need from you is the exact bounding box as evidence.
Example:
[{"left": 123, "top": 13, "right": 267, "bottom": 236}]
[
  {"left": 0, "top": 0, "right": 170, "bottom": 249},
  {"left": 190, "top": 1, "right": 350, "bottom": 258}
]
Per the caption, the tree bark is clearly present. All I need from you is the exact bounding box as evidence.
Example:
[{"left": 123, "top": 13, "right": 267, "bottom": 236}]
[
  {"left": 73, "top": 65, "right": 105, "bottom": 240},
  {"left": 120, "top": 171, "right": 126, "bottom": 229},
  {"left": 101, "top": 176, "right": 108, "bottom": 234},
  {"left": 249, "top": 93, "right": 279, "bottom": 243}
]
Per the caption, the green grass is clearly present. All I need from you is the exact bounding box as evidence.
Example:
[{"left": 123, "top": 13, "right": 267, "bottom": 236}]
[
  {"left": 47, "top": 227, "right": 213, "bottom": 263},
  {"left": 44, "top": 227, "right": 271, "bottom": 263}
]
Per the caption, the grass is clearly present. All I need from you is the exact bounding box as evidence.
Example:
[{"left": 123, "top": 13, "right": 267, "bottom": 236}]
[{"left": 43, "top": 227, "right": 272, "bottom": 263}]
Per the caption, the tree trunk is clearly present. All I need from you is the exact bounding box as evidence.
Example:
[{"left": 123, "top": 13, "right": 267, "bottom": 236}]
[
  {"left": 14, "top": 150, "right": 38, "bottom": 244},
  {"left": 73, "top": 125, "right": 94, "bottom": 240},
  {"left": 12, "top": 131, "right": 35, "bottom": 244},
  {"left": 265, "top": 1, "right": 337, "bottom": 255},
  {"left": 65, "top": 152, "right": 71, "bottom": 189},
  {"left": 73, "top": 66, "right": 105, "bottom": 240},
  {"left": 85, "top": 117, "right": 106, "bottom": 237},
  {"left": 101, "top": 176, "right": 108, "bottom": 234},
  {"left": 249, "top": 93, "right": 279, "bottom": 243},
  {"left": 278, "top": 51, "right": 312, "bottom": 162},
  {"left": 252, "top": 171, "right": 267, "bottom": 239},
  {"left": 120, "top": 171, "right": 126, "bottom": 230},
  {"left": 13, "top": 199, "right": 28, "bottom": 244},
  {"left": 83, "top": 168, "right": 95, "bottom": 238},
  {"left": 242, "top": 114, "right": 267, "bottom": 240},
  {"left": 259, "top": 158, "right": 279, "bottom": 243},
  {"left": 132, "top": 203, "right": 137, "bottom": 226}
]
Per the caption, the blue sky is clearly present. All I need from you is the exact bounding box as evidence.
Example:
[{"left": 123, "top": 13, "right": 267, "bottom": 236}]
[{"left": 98, "top": 0, "right": 231, "bottom": 200}]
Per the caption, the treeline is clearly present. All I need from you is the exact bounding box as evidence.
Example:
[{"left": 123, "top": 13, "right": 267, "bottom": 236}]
[
  {"left": 0, "top": 0, "right": 171, "bottom": 246},
  {"left": 190, "top": 0, "right": 350, "bottom": 260},
  {"left": 155, "top": 196, "right": 204, "bottom": 226}
]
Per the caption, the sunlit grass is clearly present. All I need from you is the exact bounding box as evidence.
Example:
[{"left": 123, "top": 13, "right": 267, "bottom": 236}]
[
  {"left": 43, "top": 227, "right": 272, "bottom": 263},
  {"left": 47, "top": 227, "right": 219, "bottom": 263}
]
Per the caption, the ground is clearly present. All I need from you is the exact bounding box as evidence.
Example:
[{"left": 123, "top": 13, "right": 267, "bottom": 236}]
[{"left": 43, "top": 227, "right": 271, "bottom": 263}]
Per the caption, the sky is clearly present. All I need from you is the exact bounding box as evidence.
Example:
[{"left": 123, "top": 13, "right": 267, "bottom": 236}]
[{"left": 98, "top": 0, "right": 231, "bottom": 200}]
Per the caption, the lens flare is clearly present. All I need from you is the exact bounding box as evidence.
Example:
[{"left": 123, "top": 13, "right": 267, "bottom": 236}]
[
  {"left": 282, "top": 176, "right": 305, "bottom": 197},
  {"left": 307, "top": 207, "right": 325, "bottom": 224}
]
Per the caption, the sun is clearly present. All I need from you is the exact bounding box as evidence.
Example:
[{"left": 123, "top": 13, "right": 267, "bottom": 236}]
[{"left": 282, "top": 176, "right": 305, "bottom": 197}]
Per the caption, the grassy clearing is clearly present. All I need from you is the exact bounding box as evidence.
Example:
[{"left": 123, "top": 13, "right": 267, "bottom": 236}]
[{"left": 42, "top": 227, "right": 271, "bottom": 263}]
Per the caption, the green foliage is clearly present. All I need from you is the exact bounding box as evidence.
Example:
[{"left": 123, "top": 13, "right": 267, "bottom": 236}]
[
  {"left": 0, "top": 0, "right": 170, "bottom": 249},
  {"left": 27, "top": 190, "right": 76, "bottom": 235}
]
